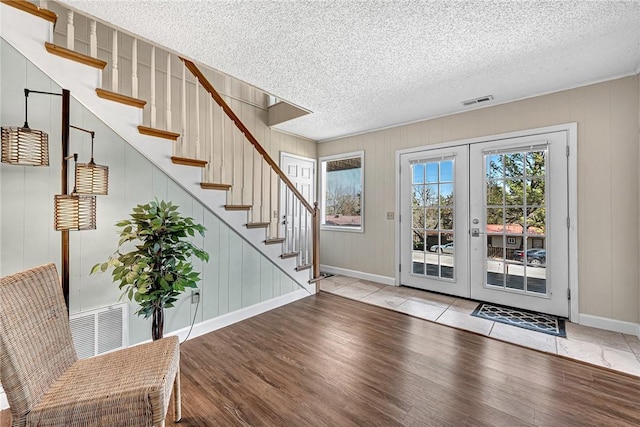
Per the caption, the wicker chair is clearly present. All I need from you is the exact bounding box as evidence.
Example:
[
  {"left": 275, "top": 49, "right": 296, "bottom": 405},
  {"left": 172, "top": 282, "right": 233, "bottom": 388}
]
[{"left": 0, "top": 263, "right": 181, "bottom": 427}]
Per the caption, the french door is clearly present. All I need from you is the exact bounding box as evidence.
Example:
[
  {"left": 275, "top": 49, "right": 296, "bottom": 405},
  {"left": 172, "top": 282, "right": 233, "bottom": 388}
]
[
  {"left": 400, "top": 146, "right": 470, "bottom": 297},
  {"left": 400, "top": 131, "right": 569, "bottom": 317}
]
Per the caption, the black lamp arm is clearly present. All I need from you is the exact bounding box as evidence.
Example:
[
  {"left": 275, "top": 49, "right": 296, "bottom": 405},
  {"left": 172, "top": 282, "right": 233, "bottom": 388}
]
[
  {"left": 23, "top": 88, "right": 63, "bottom": 129},
  {"left": 69, "top": 125, "right": 96, "bottom": 163}
]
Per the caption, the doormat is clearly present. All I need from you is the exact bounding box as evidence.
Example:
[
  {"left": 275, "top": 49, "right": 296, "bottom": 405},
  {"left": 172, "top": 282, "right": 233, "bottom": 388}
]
[{"left": 471, "top": 302, "right": 566, "bottom": 337}]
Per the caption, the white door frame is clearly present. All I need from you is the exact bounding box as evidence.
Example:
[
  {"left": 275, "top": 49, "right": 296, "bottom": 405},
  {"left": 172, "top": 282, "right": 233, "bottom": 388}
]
[{"left": 395, "top": 123, "right": 578, "bottom": 320}]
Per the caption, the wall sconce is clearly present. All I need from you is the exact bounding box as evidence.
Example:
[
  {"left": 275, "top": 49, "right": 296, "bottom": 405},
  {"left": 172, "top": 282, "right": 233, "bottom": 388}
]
[
  {"left": 70, "top": 125, "right": 109, "bottom": 195},
  {"left": 1, "top": 89, "right": 51, "bottom": 166}
]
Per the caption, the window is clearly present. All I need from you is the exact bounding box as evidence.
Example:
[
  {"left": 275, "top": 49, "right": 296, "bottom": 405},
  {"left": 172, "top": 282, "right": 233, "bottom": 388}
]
[{"left": 320, "top": 151, "right": 364, "bottom": 231}]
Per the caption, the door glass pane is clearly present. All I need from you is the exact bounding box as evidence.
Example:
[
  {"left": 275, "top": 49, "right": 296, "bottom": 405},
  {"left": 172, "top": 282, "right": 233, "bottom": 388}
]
[
  {"left": 526, "top": 179, "right": 545, "bottom": 207},
  {"left": 412, "top": 230, "right": 426, "bottom": 274},
  {"left": 487, "top": 180, "right": 503, "bottom": 205},
  {"left": 484, "top": 148, "right": 547, "bottom": 294},
  {"left": 504, "top": 179, "right": 524, "bottom": 206},
  {"left": 413, "top": 163, "right": 425, "bottom": 184},
  {"left": 410, "top": 159, "right": 455, "bottom": 281},
  {"left": 425, "top": 184, "right": 439, "bottom": 206},
  {"left": 486, "top": 154, "right": 503, "bottom": 179},
  {"left": 426, "top": 163, "right": 439, "bottom": 183},
  {"left": 440, "top": 183, "right": 454, "bottom": 205}
]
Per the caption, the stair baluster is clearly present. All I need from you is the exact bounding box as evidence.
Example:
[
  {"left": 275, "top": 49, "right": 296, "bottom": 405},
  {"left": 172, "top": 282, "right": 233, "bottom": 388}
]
[
  {"left": 111, "top": 29, "right": 118, "bottom": 92},
  {"left": 165, "top": 52, "right": 172, "bottom": 132},
  {"left": 89, "top": 20, "right": 97, "bottom": 58},
  {"left": 66, "top": 10, "right": 73, "bottom": 50},
  {"left": 150, "top": 45, "right": 157, "bottom": 128},
  {"left": 131, "top": 38, "right": 138, "bottom": 98}
]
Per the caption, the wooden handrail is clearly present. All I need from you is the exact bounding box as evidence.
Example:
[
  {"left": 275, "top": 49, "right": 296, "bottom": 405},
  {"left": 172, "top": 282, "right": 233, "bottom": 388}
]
[{"left": 181, "top": 58, "right": 315, "bottom": 214}]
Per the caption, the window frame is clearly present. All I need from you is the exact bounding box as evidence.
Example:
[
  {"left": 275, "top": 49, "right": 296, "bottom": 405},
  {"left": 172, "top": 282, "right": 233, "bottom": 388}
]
[{"left": 319, "top": 150, "right": 365, "bottom": 233}]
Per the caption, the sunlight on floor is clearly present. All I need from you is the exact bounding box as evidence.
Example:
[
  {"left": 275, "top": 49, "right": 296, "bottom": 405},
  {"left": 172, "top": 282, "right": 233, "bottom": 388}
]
[{"left": 320, "top": 275, "right": 640, "bottom": 377}]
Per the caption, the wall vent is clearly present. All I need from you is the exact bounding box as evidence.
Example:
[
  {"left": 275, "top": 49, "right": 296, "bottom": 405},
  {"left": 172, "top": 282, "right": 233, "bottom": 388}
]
[
  {"left": 70, "top": 302, "right": 129, "bottom": 359},
  {"left": 462, "top": 95, "right": 494, "bottom": 106}
]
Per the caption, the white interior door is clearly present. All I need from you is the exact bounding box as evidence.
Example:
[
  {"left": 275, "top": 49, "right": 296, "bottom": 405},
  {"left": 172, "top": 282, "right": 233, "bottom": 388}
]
[
  {"left": 280, "top": 152, "right": 316, "bottom": 259},
  {"left": 400, "top": 146, "right": 469, "bottom": 297},
  {"left": 469, "top": 132, "right": 569, "bottom": 317}
]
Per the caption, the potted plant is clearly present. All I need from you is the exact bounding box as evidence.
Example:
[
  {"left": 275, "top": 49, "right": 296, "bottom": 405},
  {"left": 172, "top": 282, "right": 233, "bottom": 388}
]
[{"left": 92, "top": 199, "right": 209, "bottom": 340}]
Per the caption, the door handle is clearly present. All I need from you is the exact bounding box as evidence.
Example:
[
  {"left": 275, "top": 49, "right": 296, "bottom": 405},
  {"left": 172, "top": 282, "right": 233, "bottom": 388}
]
[{"left": 471, "top": 228, "right": 484, "bottom": 237}]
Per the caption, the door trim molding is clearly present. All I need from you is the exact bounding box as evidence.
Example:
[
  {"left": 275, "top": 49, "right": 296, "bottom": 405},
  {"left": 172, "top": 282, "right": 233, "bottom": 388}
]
[{"left": 395, "top": 123, "right": 578, "bottom": 319}]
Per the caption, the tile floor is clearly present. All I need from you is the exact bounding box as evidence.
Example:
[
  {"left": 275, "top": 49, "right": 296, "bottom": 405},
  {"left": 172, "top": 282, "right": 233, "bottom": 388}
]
[{"left": 320, "top": 275, "right": 640, "bottom": 377}]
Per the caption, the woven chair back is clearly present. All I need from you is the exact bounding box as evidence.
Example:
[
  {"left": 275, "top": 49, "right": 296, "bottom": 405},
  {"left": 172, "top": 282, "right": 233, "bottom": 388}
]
[{"left": 0, "top": 263, "right": 77, "bottom": 419}]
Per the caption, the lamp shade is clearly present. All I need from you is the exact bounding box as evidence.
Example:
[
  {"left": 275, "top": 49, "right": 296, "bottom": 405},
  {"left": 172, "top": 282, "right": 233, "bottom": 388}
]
[
  {"left": 75, "top": 161, "right": 109, "bottom": 195},
  {"left": 1, "top": 126, "right": 49, "bottom": 166},
  {"left": 54, "top": 194, "right": 96, "bottom": 230}
]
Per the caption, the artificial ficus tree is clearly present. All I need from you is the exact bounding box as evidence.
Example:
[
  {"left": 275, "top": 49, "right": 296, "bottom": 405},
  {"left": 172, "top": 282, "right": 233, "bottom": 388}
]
[{"left": 92, "top": 199, "right": 209, "bottom": 339}]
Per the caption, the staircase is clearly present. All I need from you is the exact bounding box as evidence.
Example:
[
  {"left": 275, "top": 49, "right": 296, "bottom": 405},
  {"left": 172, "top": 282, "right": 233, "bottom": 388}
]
[{"left": 1, "top": 0, "right": 320, "bottom": 292}]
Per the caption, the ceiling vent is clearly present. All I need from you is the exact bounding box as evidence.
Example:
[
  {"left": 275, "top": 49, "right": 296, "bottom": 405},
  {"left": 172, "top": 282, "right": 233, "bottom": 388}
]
[{"left": 462, "top": 95, "right": 494, "bottom": 107}]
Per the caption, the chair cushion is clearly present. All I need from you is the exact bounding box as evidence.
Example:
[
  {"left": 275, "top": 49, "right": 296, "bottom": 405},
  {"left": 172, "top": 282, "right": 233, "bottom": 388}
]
[{"left": 26, "top": 336, "right": 180, "bottom": 427}]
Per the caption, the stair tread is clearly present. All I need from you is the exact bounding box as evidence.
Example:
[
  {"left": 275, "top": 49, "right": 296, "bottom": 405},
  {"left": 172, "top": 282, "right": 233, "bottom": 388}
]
[
  {"left": 281, "top": 252, "right": 300, "bottom": 259},
  {"left": 96, "top": 88, "right": 146, "bottom": 108},
  {"left": 264, "top": 238, "right": 285, "bottom": 245},
  {"left": 171, "top": 156, "right": 208, "bottom": 167},
  {"left": 295, "top": 263, "right": 313, "bottom": 272},
  {"left": 138, "top": 125, "right": 180, "bottom": 140},
  {"left": 200, "top": 182, "right": 232, "bottom": 190},
  {"left": 225, "top": 205, "right": 252, "bottom": 211},
  {"left": 3, "top": 1, "right": 57, "bottom": 23},
  {"left": 45, "top": 42, "right": 107, "bottom": 69},
  {"left": 246, "top": 222, "right": 270, "bottom": 229}
]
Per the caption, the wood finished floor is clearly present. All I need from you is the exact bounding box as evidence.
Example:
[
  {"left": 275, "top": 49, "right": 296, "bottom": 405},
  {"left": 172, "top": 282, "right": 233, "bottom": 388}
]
[{"left": 2, "top": 292, "right": 640, "bottom": 426}]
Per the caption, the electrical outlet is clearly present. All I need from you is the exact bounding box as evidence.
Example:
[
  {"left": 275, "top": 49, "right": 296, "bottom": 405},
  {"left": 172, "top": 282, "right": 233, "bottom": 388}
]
[
  {"left": 191, "top": 290, "right": 200, "bottom": 304},
  {"left": 386, "top": 212, "right": 394, "bottom": 220}
]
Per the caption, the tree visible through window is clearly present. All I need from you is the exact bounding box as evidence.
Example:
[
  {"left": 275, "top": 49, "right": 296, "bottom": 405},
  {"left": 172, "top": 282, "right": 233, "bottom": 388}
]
[{"left": 320, "top": 152, "right": 364, "bottom": 231}]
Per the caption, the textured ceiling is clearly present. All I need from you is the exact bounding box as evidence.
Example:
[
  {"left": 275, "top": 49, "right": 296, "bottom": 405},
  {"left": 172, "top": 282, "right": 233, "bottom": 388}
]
[{"left": 61, "top": 0, "right": 640, "bottom": 142}]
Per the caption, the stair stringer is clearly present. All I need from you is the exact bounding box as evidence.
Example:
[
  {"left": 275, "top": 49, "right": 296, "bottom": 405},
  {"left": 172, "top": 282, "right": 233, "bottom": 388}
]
[{"left": 0, "top": 4, "right": 314, "bottom": 293}]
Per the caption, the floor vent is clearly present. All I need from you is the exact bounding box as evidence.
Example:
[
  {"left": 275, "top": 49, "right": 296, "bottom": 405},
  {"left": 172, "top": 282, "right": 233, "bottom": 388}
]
[
  {"left": 462, "top": 95, "right": 494, "bottom": 106},
  {"left": 70, "top": 302, "right": 129, "bottom": 359}
]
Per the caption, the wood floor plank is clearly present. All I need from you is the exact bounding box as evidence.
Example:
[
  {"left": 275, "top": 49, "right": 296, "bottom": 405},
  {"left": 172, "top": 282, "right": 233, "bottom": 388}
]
[{"left": 2, "top": 293, "right": 640, "bottom": 426}]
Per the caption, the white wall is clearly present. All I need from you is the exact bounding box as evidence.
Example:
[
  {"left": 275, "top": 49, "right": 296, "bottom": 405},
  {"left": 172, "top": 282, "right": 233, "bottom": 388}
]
[
  {"left": 0, "top": 39, "right": 307, "bottom": 345},
  {"left": 318, "top": 75, "right": 640, "bottom": 325}
]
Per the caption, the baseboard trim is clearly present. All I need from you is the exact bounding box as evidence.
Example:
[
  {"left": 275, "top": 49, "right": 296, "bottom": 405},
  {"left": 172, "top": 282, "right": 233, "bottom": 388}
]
[
  {"left": 320, "top": 265, "right": 396, "bottom": 286},
  {"left": 170, "top": 289, "right": 311, "bottom": 343},
  {"left": 578, "top": 313, "right": 640, "bottom": 337}
]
